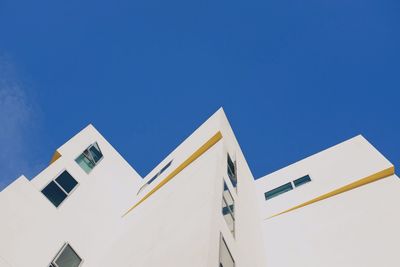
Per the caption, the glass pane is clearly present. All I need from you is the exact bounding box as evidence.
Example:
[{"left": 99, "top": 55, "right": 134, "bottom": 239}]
[
  {"left": 147, "top": 174, "right": 159, "bottom": 185},
  {"left": 293, "top": 175, "right": 311, "bottom": 187},
  {"left": 222, "top": 204, "right": 234, "bottom": 216},
  {"left": 223, "top": 212, "right": 234, "bottom": 234},
  {"left": 159, "top": 160, "right": 172, "bottom": 175},
  {"left": 227, "top": 154, "right": 235, "bottom": 173},
  {"left": 222, "top": 182, "right": 235, "bottom": 236},
  {"left": 147, "top": 160, "right": 173, "bottom": 185},
  {"left": 55, "top": 171, "right": 78, "bottom": 194},
  {"left": 75, "top": 154, "right": 94, "bottom": 173},
  {"left": 219, "top": 235, "right": 235, "bottom": 267},
  {"left": 55, "top": 244, "right": 82, "bottom": 267},
  {"left": 42, "top": 181, "right": 67, "bottom": 207},
  {"left": 89, "top": 143, "right": 103, "bottom": 163},
  {"left": 223, "top": 186, "right": 234, "bottom": 216},
  {"left": 227, "top": 154, "right": 237, "bottom": 187},
  {"left": 264, "top": 182, "right": 293, "bottom": 200}
]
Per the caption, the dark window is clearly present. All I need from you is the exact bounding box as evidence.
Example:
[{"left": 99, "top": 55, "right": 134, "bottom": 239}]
[
  {"left": 55, "top": 171, "right": 78, "bottom": 193},
  {"left": 89, "top": 143, "right": 103, "bottom": 163},
  {"left": 159, "top": 160, "right": 172, "bottom": 174},
  {"left": 137, "top": 160, "right": 174, "bottom": 195},
  {"left": 42, "top": 171, "right": 78, "bottom": 207},
  {"left": 147, "top": 160, "right": 173, "bottom": 185},
  {"left": 42, "top": 181, "right": 67, "bottom": 207},
  {"left": 264, "top": 182, "right": 293, "bottom": 200},
  {"left": 222, "top": 205, "right": 235, "bottom": 216},
  {"left": 227, "top": 154, "right": 237, "bottom": 188},
  {"left": 146, "top": 174, "right": 159, "bottom": 185},
  {"left": 50, "top": 243, "right": 82, "bottom": 267},
  {"left": 293, "top": 175, "right": 311, "bottom": 187}
]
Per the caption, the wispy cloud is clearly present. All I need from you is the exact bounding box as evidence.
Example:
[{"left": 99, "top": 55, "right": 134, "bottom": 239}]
[{"left": 0, "top": 57, "right": 38, "bottom": 190}]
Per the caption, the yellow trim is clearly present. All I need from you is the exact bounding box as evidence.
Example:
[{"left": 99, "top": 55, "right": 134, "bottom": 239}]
[
  {"left": 123, "top": 131, "right": 223, "bottom": 217},
  {"left": 50, "top": 150, "right": 61, "bottom": 164},
  {"left": 268, "top": 166, "right": 395, "bottom": 219}
]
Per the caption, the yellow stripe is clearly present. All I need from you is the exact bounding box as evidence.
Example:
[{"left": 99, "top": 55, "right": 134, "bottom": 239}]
[
  {"left": 268, "top": 166, "right": 395, "bottom": 219},
  {"left": 123, "top": 131, "right": 223, "bottom": 217},
  {"left": 50, "top": 150, "right": 61, "bottom": 164}
]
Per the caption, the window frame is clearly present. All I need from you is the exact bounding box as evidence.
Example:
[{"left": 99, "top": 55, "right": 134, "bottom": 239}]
[
  {"left": 264, "top": 182, "right": 294, "bottom": 201},
  {"left": 75, "top": 142, "right": 104, "bottom": 174},
  {"left": 227, "top": 153, "right": 237, "bottom": 189},
  {"left": 264, "top": 174, "right": 313, "bottom": 201},
  {"left": 137, "top": 160, "right": 173, "bottom": 195},
  {"left": 219, "top": 234, "right": 235, "bottom": 267},
  {"left": 293, "top": 174, "right": 312, "bottom": 187},
  {"left": 222, "top": 180, "right": 235, "bottom": 237},
  {"left": 49, "top": 243, "right": 83, "bottom": 267},
  {"left": 41, "top": 170, "right": 79, "bottom": 208}
]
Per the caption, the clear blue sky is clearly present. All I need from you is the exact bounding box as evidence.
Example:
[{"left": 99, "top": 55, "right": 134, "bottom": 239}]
[{"left": 0, "top": 0, "right": 399, "bottom": 189}]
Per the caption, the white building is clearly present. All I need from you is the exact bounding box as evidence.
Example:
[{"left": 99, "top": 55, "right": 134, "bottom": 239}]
[{"left": 0, "top": 108, "right": 398, "bottom": 267}]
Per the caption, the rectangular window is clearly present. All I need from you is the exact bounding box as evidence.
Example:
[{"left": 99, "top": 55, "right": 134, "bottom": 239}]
[
  {"left": 75, "top": 142, "right": 103, "bottom": 174},
  {"left": 222, "top": 181, "right": 235, "bottom": 236},
  {"left": 49, "top": 243, "right": 82, "bottom": 267},
  {"left": 227, "top": 154, "right": 237, "bottom": 188},
  {"left": 42, "top": 171, "right": 78, "bottom": 207},
  {"left": 264, "top": 182, "right": 293, "bottom": 201},
  {"left": 219, "top": 235, "right": 235, "bottom": 267},
  {"left": 293, "top": 175, "right": 311, "bottom": 187}
]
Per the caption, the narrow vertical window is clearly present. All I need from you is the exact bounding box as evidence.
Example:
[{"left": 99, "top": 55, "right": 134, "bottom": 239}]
[
  {"left": 75, "top": 142, "right": 103, "bottom": 173},
  {"left": 227, "top": 154, "right": 237, "bottom": 188},
  {"left": 219, "top": 235, "right": 235, "bottom": 267},
  {"left": 222, "top": 181, "right": 235, "bottom": 236}
]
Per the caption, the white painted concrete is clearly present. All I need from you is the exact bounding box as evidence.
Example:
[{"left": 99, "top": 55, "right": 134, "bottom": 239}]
[{"left": 0, "top": 108, "right": 398, "bottom": 267}]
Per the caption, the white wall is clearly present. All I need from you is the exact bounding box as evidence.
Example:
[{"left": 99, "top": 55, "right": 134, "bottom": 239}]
[
  {"left": 0, "top": 125, "right": 142, "bottom": 267},
  {"left": 0, "top": 109, "right": 397, "bottom": 267},
  {"left": 256, "top": 135, "right": 399, "bottom": 267}
]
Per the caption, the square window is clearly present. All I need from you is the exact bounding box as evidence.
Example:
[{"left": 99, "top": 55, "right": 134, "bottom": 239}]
[
  {"left": 41, "top": 181, "right": 67, "bottom": 208},
  {"left": 55, "top": 171, "right": 78, "bottom": 194},
  {"left": 76, "top": 154, "right": 95, "bottom": 173},
  {"left": 75, "top": 142, "right": 103, "bottom": 174},
  {"left": 42, "top": 171, "right": 78, "bottom": 208},
  {"left": 51, "top": 244, "right": 82, "bottom": 267}
]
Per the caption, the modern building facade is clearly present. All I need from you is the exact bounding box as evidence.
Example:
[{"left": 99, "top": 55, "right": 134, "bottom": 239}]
[{"left": 0, "top": 108, "right": 398, "bottom": 267}]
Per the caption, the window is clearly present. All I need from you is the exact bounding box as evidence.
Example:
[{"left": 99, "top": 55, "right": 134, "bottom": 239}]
[
  {"left": 147, "top": 160, "right": 173, "bottom": 185},
  {"left": 264, "top": 175, "right": 313, "bottom": 201},
  {"left": 264, "top": 182, "right": 293, "bottom": 201},
  {"left": 49, "top": 243, "right": 82, "bottom": 267},
  {"left": 75, "top": 142, "right": 103, "bottom": 173},
  {"left": 222, "top": 181, "right": 235, "bottom": 236},
  {"left": 227, "top": 154, "right": 237, "bottom": 188},
  {"left": 137, "top": 160, "right": 173, "bottom": 195},
  {"left": 293, "top": 175, "right": 311, "bottom": 187},
  {"left": 219, "top": 235, "right": 235, "bottom": 267},
  {"left": 42, "top": 171, "right": 78, "bottom": 207}
]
